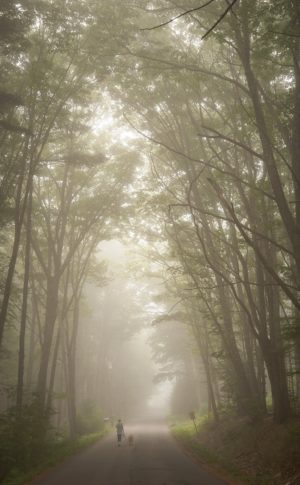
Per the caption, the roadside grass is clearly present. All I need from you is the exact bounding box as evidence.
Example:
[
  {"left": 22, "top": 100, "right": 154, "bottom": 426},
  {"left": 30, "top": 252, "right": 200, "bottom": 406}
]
[
  {"left": 170, "top": 414, "right": 300, "bottom": 485},
  {"left": 2, "top": 428, "right": 110, "bottom": 485},
  {"left": 170, "top": 418, "right": 250, "bottom": 484}
]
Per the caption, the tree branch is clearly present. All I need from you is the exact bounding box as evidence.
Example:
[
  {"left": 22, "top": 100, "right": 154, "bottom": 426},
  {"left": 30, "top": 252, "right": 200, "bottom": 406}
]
[
  {"left": 199, "top": 125, "right": 264, "bottom": 160},
  {"left": 141, "top": 0, "right": 216, "bottom": 31},
  {"left": 202, "top": 0, "right": 239, "bottom": 40}
]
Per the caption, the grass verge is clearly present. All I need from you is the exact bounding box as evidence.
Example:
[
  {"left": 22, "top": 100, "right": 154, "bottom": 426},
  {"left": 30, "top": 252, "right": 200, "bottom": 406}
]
[
  {"left": 170, "top": 415, "right": 300, "bottom": 485},
  {"left": 2, "top": 428, "right": 110, "bottom": 485},
  {"left": 170, "top": 417, "right": 248, "bottom": 484}
]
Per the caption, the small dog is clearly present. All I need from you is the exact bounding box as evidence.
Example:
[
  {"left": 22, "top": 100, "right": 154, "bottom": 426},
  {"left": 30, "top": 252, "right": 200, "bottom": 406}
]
[{"left": 128, "top": 434, "right": 134, "bottom": 446}]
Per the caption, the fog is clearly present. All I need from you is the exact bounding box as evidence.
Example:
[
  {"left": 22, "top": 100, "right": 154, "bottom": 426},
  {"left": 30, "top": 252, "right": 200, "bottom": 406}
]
[
  {"left": 1, "top": 1, "right": 299, "bottom": 483},
  {"left": 71, "top": 238, "right": 204, "bottom": 425}
]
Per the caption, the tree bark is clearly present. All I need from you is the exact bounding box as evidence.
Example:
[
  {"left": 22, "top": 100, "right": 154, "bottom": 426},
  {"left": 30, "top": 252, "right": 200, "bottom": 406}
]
[
  {"left": 36, "top": 274, "right": 60, "bottom": 408},
  {"left": 16, "top": 172, "right": 33, "bottom": 412}
]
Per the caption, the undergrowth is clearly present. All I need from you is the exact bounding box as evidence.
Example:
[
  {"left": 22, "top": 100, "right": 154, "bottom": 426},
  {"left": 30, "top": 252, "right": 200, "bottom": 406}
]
[
  {"left": 170, "top": 414, "right": 300, "bottom": 485},
  {"left": 2, "top": 429, "right": 108, "bottom": 485},
  {"left": 170, "top": 417, "right": 247, "bottom": 484}
]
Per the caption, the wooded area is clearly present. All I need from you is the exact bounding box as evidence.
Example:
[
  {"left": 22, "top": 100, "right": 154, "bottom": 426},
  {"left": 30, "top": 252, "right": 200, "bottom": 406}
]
[{"left": 0, "top": 0, "right": 299, "bottom": 483}]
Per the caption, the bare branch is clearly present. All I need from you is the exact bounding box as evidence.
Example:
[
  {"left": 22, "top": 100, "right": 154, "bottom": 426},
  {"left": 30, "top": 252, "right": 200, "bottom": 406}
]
[
  {"left": 268, "top": 30, "right": 300, "bottom": 38},
  {"left": 125, "top": 49, "right": 249, "bottom": 95},
  {"left": 141, "top": 0, "right": 216, "bottom": 31},
  {"left": 202, "top": 0, "right": 239, "bottom": 40},
  {"left": 199, "top": 125, "right": 264, "bottom": 160}
]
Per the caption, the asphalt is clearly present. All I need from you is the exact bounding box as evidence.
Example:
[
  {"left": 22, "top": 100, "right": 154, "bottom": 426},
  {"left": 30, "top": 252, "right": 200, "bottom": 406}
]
[{"left": 30, "top": 421, "right": 228, "bottom": 485}]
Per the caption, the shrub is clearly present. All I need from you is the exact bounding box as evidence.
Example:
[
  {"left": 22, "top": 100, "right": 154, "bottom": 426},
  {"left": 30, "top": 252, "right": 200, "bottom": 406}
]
[
  {"left": 0, "top": 400, "right": 53, "bottom": 481},
  {"left": 76, "top": 401, "right": 104, "bottom": 435}
]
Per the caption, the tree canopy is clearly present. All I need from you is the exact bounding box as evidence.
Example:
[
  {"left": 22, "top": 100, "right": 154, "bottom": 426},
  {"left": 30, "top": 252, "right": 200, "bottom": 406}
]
[{"left": 0, "top": 0, "right": 300, "bottom": 482}]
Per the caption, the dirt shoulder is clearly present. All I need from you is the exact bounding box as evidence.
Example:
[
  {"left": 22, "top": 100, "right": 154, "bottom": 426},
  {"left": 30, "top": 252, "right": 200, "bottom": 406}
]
[{"left": 170, "top": 415, "right": 300, "bottom": 485}]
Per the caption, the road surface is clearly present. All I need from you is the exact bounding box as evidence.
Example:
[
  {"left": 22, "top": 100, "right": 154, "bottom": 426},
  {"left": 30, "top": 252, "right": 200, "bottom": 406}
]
[{"left": 30, "top": 421, "right": 228, "bottom": 485}]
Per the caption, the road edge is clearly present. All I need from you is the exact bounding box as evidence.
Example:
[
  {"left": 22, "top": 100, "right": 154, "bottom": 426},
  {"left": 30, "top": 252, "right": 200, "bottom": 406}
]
[
  {"left": 2, "top": 429, "right": 111, "bottom": 485},
  {"left": 171, "top": 430, "right": 247, "bottom": 485}
]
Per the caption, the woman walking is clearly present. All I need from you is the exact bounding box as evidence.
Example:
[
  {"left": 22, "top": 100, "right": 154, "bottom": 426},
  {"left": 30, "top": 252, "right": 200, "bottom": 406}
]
[{"left": 116, "top": 419, "right": 124, "bottom": 446}]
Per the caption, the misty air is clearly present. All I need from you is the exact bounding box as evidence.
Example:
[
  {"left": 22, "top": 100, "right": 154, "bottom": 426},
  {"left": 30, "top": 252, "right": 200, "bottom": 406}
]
[{"left": 0, "top": 1, "right": 300, "bottom": 484}]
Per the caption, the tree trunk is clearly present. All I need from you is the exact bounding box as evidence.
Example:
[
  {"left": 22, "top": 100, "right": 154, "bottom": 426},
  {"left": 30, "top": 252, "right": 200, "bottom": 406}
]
[
  {"left": 64, "top": 297, "right": 80, "bottom": 439},
  {"left": 263, "top": 343, "right": 290, "bottom": 423},
  {"left": 16, "top": 172, "right": 33, "bottom": 412},
  {"left": 36, "top": 274, "right": 59, "bottom": 408},
  {"left": 234, "top": 4, "right": 300, "bottom": 278},
  {"left": 0, "top": 173, "right": 27, "bottom": 347}
]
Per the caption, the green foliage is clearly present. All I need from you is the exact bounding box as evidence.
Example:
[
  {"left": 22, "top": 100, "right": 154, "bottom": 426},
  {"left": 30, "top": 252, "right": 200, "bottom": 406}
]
[
  {"left": 0, "top": 400, "right": 53, "bottom": 480},
  {"left": 171, "top": 413, "right": 300, "bottom": 484},
  {"left": 2, "top": 432, "right": 107, "bottom": 485},
  {"left": 171, "top": 416, "right": 244, "bottom": 481},
  {"left": 171, "top": 416, "right": 257, "bottom": 484},
  {"left": 0, "top": 0, "right": 33, "bottom": 53},
  {"left": 0, "top": 0, "right": 300, "bottom": 482},
  {"left": 76, "top": 401, "right": 104, "bottom": 436},
  {"left": 0, "top": 397, "right": 108, "bottom": 484}
]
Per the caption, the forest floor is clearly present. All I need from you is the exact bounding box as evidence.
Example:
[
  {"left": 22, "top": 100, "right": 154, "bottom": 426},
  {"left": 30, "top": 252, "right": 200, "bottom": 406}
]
[
  {"left": 2, "top": 429, "right": 109, "bottom": 485},
  {"left": 171, "top": 414, "right": 300, "bottom": 485}
]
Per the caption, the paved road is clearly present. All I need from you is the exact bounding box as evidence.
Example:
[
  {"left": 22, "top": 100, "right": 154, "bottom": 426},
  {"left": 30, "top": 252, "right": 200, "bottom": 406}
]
[{"left": 31, "top": 421, "right": 228, "bottom": 485}]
